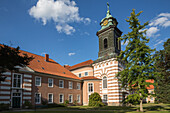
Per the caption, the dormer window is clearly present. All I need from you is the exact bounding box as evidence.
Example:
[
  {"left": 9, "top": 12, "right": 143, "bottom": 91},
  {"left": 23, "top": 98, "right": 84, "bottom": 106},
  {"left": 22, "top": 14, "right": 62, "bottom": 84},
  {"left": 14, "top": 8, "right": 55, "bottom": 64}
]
[{"left": 104, "top": 38, "right": 108, "bottom": 49}]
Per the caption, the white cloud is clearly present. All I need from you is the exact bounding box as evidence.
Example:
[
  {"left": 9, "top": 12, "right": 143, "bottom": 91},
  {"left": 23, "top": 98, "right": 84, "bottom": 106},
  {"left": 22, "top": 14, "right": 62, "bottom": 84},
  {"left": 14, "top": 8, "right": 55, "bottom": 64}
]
[
  {"left": 29, "top": 0, "right": 90, "bottom": 35},
  {"left": 121, "top": 40, "right": 129, "bottom": 46},
  {"left": 84, "top": 32, "right": 90, "bottom": 36},
  {"left": 158, "top": 13, "right": 170, "bottom": 18},
  {"left": 68, "top": 52, "right": 75, "bottom": 56},
  {"left": 146, "top": 27, "right": 160, "bottom": 37},
  {"left": 154, "top": 40, "right": 164, "bottom": 48},
  {"left": 56, "top": 24, "right": 75, "bottom": 35},
  {"left": 146, "top": 12, "right": 170, "bottom": 38},
  {"left": 149, "top": 13, "right": 170, "bottom": 28},
  {"left": 41, "top": 52, "right": 47, "bottom": 56}
]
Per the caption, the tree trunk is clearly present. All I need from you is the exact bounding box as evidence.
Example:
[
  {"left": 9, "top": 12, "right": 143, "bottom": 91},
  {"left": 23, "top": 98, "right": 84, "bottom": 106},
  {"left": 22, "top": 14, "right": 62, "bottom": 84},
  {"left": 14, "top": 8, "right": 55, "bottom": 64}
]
[{"left": 140, "top": 99, "right": 143, "bottom": 112}]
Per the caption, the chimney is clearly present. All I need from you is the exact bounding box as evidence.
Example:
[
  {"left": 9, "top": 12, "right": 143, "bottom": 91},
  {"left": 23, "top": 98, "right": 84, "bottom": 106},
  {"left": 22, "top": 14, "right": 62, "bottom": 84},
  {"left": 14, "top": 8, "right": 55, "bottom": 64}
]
[
  {"left": 64, "top": 64, "right": 70, "bottom": 69},
  {"left": 45, "top": 54, "right": 49, "bottom": 62}
]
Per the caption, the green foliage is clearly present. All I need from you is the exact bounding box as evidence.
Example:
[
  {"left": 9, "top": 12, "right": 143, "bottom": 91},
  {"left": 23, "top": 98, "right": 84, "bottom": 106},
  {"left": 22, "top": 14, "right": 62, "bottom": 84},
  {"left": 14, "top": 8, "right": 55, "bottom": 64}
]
[
  {"left": 73, "top": 100, "right": 78, "bottom": 106},
  {"left": 0, "top": 103, "right": 10, "bottom": 111},
  {"left": 155, "top": 38, "right": 170, "bottom": 104},
  {"left": 23, "top": 100, "right": 32, "bottom": 109},
  {"left": 64, "top": 100, "right": 69, "bottom": 106},
  {"left": 124, "top": 94, "right": 140, "bottom": 105},
  {"left": 42, "top": 100, "right": 48, "bottom": 105},
  {"left": 0, "top": 44, "right": 34, "bottom": 82},
  {"left": 88, "top": 92, "right": 104, "bottom": 107},
  {"left": 117, "top": 9, "right": 156, "bottom": 111}
]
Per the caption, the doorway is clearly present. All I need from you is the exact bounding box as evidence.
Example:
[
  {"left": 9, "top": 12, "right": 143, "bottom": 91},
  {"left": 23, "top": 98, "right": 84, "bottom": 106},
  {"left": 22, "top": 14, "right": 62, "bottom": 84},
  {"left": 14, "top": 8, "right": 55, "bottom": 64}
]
[{"left": 12, "top": 93, "right": 21, "bottom": 108}]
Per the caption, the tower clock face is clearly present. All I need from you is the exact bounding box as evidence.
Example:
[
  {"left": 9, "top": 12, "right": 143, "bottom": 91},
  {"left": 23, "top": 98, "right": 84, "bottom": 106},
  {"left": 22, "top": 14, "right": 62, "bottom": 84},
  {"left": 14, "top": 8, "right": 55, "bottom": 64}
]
[{"left": 103, "top": 20, "right": 108, "bottom": 26}]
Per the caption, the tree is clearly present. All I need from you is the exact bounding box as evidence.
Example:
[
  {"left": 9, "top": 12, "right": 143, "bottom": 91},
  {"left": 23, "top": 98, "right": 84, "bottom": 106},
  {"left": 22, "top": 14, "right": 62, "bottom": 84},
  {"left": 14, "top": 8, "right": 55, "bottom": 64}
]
[
  {"left": 0, "top": 44, "right": 33, "bottom": 82},
  {"left": 117, "top": 9, "right": 156, "bottom": 112},
  {"left": 155, "top": 38, "right": 170, "bottom": 104}
]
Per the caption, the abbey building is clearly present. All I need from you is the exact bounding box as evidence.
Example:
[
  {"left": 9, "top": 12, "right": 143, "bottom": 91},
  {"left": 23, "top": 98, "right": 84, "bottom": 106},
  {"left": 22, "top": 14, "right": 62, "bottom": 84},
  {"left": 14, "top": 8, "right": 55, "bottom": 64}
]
[{"left": 0, "top": 4, "right": 154, "bottom": 108}]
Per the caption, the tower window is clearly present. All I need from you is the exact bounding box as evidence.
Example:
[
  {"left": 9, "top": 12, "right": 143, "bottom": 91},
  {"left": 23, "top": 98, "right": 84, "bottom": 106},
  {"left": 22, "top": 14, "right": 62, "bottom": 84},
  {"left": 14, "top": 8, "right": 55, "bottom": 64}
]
[
  {"left": 103, "top": 76, "right": 107, "bottom": 88},
  {"left": 104, "top": 38, "right": 108, "bottom": 49}
]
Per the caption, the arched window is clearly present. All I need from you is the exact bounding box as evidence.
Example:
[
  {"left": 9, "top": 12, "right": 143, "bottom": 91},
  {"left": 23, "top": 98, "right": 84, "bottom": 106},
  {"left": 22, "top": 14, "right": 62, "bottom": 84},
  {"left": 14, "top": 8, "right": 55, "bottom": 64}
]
[
  {"left": 103, "top": 76, "right": 107, "bottom": 88},
  {"left": 104, "top": 38, "right": 108, "bottom": 49}
]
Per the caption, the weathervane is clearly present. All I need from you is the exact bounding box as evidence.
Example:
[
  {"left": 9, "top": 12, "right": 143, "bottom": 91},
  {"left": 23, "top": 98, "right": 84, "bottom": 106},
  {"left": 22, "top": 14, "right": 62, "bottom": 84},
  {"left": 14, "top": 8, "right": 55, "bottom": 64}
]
[
  {"left": 107, "top": 2, "right": 110, "bottom": 11},
  {"left": 106, "top": 2, "right": 110, "bottom": 16}
]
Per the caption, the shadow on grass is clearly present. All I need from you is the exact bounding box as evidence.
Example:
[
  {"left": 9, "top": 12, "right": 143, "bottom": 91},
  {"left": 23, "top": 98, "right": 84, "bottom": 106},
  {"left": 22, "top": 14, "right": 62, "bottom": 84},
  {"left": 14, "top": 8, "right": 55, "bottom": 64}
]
[{"left": 143, "top": 105, "right": 170, "bottom": 111}]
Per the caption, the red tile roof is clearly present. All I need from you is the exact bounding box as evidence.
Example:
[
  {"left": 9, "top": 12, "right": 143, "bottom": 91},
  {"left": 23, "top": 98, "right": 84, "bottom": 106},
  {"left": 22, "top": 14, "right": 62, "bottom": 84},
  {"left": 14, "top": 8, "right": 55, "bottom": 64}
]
[
  {"left": 81, "top": 76, "right": 100, "bottom": 80},
  {"left": 65, "top": 60, "right": 93, "bottom": 71},
  {"left": 19, "top": 50, "right": 81, "bottom": 80},
  {"left": 146, "top": 79, "right": 154, "bottom": 89}
]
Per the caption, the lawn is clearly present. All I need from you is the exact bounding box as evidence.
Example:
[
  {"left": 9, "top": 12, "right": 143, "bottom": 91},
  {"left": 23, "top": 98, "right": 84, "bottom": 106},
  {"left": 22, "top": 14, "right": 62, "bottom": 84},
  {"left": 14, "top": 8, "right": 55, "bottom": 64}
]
[{"left": 1, "top": 103, "right": 170, "bottom": 113}]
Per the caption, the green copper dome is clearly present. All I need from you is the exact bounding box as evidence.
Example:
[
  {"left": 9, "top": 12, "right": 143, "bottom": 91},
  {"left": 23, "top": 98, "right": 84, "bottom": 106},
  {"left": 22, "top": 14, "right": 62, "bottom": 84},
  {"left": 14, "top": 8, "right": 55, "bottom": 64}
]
[{"left": 99, "top": 2, "right": 118, "bottom": 31}]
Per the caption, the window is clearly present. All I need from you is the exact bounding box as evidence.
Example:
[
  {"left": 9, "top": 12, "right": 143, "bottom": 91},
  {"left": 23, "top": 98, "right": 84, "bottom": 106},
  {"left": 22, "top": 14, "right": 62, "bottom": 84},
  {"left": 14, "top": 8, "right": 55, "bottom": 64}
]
[
  {"left": 69, "top": 94, "right": 73, "bottom": 103},
  {"left": 48, "top": 93, "right": 53, "bottom": 103},
  {"left": 79, "top": 73, "right": 81, "bottom": 77},
  {"left": 85, "top": 72, "right": 88, "bottom": 76},
  {"left": 35, "top": 76, "right": 41, "bottom": 86},
  {"left": 103, "top": 95, "right": 107, "bottom": 102},
  {"left": 13, "top": 74, "right": 22, "bottom": 88},
  {"left": 69, "top": 82, "right": 73, "bottom": 89},
  {"left": 104, "top": 38, "right": 108, "bottom": 49},
  {"left": 48, "top": 78, "right": 53, "bottom": 87},
  {"left": 103, "top": 76, "right": 107, "bottom": 88},
  {"left": 59, "top": 80, "right": 64, "bottom": 88},
  {"left": 77, "top": 83, "right": 80, "bottom": 90},
  {"left": 77, "top": 94, "right": 80, "bottom": 103},
  {"left": 59, "top": 94, "right": 64, "bottom": 103},
  {"left": 88, "top": 83, "right": 93, "bottom": 93},
  {"left": 35, "top": 93, "right": 41, "bottom": 104}
]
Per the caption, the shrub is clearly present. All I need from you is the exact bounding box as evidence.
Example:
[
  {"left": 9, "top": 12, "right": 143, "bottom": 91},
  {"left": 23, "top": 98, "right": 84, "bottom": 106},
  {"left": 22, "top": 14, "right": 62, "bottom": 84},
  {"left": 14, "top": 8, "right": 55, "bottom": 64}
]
[
  {"left": 0, "top": 103, "right": 10, "bottom": 111},
  {"left": 23, "top": 100, "right": 32, "bottom": 109},
  {"left": 64, "top": 100, "right": 69, "bottom": 106},
  {"left": 88, "top": 92, "right": 104, "bottom": 107},
  {"left": 42, "top": 100, "right": 48, "bottom": 105},
  {"left": 73, "top": 100, "right": 78, "bottom": 106}
]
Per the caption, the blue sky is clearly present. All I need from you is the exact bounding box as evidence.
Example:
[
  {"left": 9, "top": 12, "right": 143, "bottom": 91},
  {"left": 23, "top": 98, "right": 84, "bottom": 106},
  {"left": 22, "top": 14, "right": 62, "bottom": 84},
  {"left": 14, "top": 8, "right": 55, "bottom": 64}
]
[{"left": 0, "top": 0, "right": 170, "bottom": 66}]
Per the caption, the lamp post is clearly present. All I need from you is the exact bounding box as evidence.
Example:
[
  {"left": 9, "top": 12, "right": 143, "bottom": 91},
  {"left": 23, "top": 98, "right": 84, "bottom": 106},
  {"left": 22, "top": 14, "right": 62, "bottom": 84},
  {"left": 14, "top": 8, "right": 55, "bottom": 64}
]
[{"left": 34, "top": 93, "right": 36, "bottom": 112}]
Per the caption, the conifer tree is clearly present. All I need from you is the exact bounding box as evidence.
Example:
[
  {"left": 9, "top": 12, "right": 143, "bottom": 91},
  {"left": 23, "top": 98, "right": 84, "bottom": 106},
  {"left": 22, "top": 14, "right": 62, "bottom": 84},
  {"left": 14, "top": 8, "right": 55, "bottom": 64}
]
[
  {"left": 155, "top": 38, "right": 170, "bottom": 104},
  {"left": 117, "top": 9, "right": 156, "bottom": 112}
]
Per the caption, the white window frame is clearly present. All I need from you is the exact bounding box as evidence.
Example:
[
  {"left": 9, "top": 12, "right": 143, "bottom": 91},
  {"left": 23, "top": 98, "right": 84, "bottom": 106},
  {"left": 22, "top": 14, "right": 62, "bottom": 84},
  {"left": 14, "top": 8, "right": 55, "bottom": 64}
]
[
  {"left": 68, "top": 94, "right": 73, "bottom": 103},
  {"left": 35, "top": 76, "right": 41, "bottom": 86},
  {"left": 102, "top": 76, "right": 107, "bottom": 89},
  {"left": 59, "top": 80, "right": 64, "bottom": 88},
  {"left": 59, "top": 94, "right": 64, "bottom": 103},
  {"left": 35, "top": 93, "right": 41, "bottom": 104},
  {"left": 85, "top": 72, "right": 88, "bottom": 76},
  {"left": 12, "top": 73, "right": 22, "bottom": 88},
  {"left": 77, "top": 94, "right": 81, "bottom": 103},
  {"left": 77, "top": 83, "right": 80, "bottom": 90},
  {"left": 88, "top": 94, "right": 91, "bottom": 101},
  {"left": 48, "top": 93, "right": 53, "bottom": 103},
  {"left": 69, "top": 81, "right": 73, "bottom": 89},
  {"left": 48, "top": 78, "right": 53, "bottom": 87},
  {"left": 88, "top": 83, "right": 94, "bottom": 93},
  {"left": 103, "top": 94, "right": 107, "bottom": 102}
]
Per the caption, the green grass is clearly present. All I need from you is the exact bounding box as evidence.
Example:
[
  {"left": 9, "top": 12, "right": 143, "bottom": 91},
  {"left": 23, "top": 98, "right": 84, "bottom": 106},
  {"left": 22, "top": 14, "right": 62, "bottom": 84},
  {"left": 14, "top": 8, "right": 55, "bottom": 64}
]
[
  {"left": 1, "top": 111, "right": 170, "bottom": 113},
  {"left": 1, "top": 103, "right": 170, "bottom": 113}
]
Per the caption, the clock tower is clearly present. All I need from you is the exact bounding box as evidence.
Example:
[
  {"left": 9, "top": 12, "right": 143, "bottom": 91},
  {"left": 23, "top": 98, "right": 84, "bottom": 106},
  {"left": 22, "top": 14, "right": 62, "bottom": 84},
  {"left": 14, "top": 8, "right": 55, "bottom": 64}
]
[
  {"left": 94, "top": 2, "right": 122, "bottom": 63},
  {"left": 93, "top": 3, "right": 126, "bottom": 106}
]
